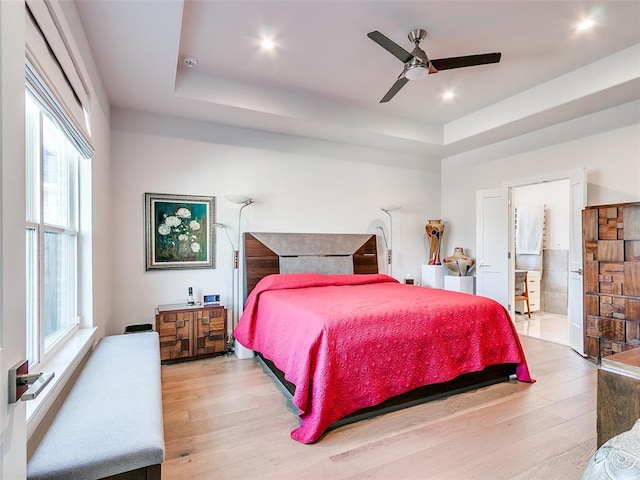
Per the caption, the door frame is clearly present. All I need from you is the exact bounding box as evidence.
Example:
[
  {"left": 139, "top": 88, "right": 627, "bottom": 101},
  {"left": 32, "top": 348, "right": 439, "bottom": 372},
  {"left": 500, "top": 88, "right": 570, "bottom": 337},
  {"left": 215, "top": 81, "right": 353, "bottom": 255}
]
[
  {"left": 1, "top": 2, "right": 28, "bottom": 476},
  {"left": 502, "top": 168, "right": 586, "bottom": 354}
]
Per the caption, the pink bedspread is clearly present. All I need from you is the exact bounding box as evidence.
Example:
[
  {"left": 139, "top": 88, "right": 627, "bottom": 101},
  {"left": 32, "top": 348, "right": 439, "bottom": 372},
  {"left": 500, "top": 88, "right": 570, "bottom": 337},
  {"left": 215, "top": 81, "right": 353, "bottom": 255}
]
[{"left": 234, "top": 273, "right": 533, "bottom": 443}]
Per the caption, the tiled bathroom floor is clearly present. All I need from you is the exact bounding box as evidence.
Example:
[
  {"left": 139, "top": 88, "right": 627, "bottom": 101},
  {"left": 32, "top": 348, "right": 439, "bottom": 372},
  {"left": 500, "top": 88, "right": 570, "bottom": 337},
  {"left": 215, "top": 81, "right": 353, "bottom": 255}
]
[{"left": 514, "top": 311, "right": 568, "bottom": 345}]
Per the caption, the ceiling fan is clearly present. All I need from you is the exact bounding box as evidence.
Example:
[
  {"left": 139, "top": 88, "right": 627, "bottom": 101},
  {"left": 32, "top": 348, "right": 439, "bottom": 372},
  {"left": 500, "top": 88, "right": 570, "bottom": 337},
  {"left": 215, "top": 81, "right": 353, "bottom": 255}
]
[{"left": 367, "top": 29, "right": 501, "bottom": 103}]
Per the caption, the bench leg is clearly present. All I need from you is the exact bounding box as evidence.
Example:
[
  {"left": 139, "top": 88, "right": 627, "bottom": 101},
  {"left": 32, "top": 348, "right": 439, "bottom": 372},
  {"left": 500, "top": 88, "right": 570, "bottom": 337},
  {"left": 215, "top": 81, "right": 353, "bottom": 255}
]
[
  {"left": 147, "top": 464, "right": 161, "bottom": 480},
  {"left": 100, "top": 464, "right": 161, "bottom": 480}
]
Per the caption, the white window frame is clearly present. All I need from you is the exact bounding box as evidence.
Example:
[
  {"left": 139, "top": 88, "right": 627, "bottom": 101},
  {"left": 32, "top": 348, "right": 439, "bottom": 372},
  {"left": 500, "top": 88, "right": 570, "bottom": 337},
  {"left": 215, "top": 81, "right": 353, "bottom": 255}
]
[{"left": 25, "top": 89, "right": 81, "bottom": 368}]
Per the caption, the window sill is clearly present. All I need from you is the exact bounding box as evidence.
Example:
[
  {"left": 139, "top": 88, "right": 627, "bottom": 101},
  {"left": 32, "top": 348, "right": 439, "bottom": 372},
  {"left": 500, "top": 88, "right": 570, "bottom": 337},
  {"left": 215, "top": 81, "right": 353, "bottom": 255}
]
[{"left": 26, "top": 327, "right": 97, "bottom": 439}]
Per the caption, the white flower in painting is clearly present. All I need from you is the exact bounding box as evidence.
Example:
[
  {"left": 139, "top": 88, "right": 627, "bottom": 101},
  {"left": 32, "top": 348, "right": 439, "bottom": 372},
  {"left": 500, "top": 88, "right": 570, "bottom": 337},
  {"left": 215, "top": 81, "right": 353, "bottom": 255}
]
[
  {"left": 190, "top": 242, "right": 201, "bottom": 253},
  {"left": 178, "top": 234, "right": 188, "bottom": 241},
  {"left": 176, "top": 208, "right": 191, "bottom": 219},
  {"left": 158, "top": 224, "right": 171, "bottom": 235},
  {"left": 189, "top": 220, "right": 201, "bottom": 231},
  {"left": 165, "top": 215, "right": 181, "bottom": 227}
]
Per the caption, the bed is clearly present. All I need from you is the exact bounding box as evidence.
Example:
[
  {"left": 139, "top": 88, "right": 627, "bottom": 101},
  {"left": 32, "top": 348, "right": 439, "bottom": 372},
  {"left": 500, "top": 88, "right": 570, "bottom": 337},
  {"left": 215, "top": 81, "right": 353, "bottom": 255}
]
[{"left": 234, "top": 232, "right": 533, "bottom": 443}]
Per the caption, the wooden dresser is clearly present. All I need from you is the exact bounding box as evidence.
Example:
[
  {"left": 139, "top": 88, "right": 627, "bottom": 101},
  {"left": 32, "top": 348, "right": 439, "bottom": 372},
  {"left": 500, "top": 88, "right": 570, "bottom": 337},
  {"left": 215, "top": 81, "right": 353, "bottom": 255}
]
[
  {"left": 597, "top": 348, "right": 640, "bottom": 447},
  {"left": 155, "top": 303, "right": 227, "bottom": 362},
  {"left": 583, "top": 202, "right": 640, "bottom": 359}
]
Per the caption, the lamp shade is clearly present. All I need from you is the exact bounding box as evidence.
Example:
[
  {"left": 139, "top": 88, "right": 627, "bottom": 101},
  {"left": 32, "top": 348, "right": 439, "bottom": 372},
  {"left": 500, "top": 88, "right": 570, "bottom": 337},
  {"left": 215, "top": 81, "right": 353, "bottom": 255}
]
[
  {"left": 381, "top": 205, "right": 401, "bottom": 213},
  {"left": 225, "top": 195, "right": 253, "bottom": 204}
]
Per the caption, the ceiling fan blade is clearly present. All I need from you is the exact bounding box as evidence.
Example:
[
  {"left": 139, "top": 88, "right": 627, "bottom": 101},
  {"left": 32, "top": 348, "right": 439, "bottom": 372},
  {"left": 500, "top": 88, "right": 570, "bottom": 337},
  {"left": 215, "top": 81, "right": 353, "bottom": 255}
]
[
  {"left": 430, "top": 52, "right": 501, "bottom": 71},
  {"left": 367, "top": 31, "right": 413, "bottom": 63},
  {"left": 380, "top": 76, "right": 409, "bottom": 103}
]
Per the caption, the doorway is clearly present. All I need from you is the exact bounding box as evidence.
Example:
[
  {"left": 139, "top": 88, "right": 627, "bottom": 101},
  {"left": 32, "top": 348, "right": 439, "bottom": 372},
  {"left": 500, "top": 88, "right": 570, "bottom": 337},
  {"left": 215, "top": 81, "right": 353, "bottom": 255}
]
[
  {"left": 476, "top": 168, "right": 585, "bottom": 355},
  {"left": 511, "top": 180, "right": 570, "bottom": 345}
]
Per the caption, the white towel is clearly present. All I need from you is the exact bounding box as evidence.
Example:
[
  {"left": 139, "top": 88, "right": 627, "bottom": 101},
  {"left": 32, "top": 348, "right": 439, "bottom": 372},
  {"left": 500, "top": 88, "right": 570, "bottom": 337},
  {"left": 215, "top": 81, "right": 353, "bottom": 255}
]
[{"left": 516, "top": 205, "right": 544, "bottom": 255}]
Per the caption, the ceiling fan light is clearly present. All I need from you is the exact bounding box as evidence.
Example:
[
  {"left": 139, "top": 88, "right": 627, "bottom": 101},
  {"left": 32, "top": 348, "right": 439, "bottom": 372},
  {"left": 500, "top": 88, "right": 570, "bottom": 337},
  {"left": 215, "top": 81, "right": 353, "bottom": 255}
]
[{"left": 405, "top": 65, "right": 428, "bottom": 80}]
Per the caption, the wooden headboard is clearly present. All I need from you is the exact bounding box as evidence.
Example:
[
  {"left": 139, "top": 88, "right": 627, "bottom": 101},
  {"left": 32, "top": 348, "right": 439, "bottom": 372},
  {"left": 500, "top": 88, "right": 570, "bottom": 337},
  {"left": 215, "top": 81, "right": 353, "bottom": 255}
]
[{"left": 243, "top": 232, "right": 379, "bottom": 296}]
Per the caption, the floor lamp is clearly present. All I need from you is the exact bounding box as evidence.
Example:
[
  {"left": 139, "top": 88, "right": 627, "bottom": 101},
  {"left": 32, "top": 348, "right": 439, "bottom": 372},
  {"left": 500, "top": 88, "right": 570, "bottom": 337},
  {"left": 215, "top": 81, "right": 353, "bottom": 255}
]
[
  {"left": 213, "top": 223, "right": 235, "bottom": 349},
  {"left": 225, "top": 195, "right": 255, "bottom": 351},
  {"left": 380, "top": 206, "right": 401, "bottom": 276}
]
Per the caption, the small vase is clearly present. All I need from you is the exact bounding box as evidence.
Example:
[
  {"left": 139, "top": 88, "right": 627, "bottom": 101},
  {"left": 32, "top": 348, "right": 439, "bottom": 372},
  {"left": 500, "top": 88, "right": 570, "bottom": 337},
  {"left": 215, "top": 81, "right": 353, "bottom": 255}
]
[
  {"left": 443, "top": 247, "right": 475, "bottom": 276},
  {"left": 425, "top": 219, "right": 444, "bottom": 265}
]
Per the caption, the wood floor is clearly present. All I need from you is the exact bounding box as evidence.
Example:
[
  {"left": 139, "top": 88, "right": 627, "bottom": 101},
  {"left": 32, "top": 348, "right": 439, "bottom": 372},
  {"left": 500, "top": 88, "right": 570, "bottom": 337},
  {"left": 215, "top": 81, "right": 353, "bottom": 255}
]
[{"left": 161, "top": 336, "right": 597, "bottom": 479}]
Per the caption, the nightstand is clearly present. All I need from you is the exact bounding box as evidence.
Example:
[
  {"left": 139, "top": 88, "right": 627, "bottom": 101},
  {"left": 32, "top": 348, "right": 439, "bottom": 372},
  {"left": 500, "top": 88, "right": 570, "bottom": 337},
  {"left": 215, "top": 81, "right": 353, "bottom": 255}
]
[
  {"left": 155, "top": 303, "right": 227, "bottom": 363},
  {"left": 443, "top": 276, "right": 475, "bottom": 294}
]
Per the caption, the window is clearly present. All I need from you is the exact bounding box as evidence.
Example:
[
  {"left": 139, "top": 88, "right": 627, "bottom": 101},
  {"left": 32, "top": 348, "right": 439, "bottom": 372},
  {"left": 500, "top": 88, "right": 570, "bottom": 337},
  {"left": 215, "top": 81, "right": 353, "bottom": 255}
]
[
  {"left": 24, "top": 3, "right": 93, "bottom": 369},
  {"left": 26, "top": 90, "right": 81, "bottom": 366}
]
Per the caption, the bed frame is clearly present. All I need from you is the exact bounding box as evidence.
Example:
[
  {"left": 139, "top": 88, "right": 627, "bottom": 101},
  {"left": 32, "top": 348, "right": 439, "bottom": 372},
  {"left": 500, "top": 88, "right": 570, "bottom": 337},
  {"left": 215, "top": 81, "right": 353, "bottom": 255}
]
[
  {"left": 242, "top": 232, "right": 517, "bottom": 435},
  {"left": 244, "top": 232, "right": 379, "bottom": 296}
]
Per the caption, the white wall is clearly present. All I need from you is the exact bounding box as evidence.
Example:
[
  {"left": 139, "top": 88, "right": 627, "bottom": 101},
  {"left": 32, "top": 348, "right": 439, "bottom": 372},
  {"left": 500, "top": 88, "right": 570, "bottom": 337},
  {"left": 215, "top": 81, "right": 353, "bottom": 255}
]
[
  {"left": 441, "top": 104, "right": 640, "bottom": 260},
  {"left": 110, "top": 109, "right": 441, "bottom": 335},
  {"left": 513, "top": 180, "right": 569, "bottom": 250}
]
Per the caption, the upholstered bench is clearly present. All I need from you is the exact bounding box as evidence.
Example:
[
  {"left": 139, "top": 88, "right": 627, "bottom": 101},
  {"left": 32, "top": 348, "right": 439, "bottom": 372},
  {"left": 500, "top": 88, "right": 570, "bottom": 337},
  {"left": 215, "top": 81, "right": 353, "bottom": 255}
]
[{"left": 27, "top": 332, "right": 165, "bottom": 480}]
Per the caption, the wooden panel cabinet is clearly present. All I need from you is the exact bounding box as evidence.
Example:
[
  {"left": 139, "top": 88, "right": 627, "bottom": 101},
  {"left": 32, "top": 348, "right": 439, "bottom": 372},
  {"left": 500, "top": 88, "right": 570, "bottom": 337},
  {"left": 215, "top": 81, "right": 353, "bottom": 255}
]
[
  {"left": 156, "top": 304, "right": 227, "bottom": 362},
  {"left": 583, "top": 202, "right": 640, "bottom": 359},
  {"left": 597, "top": 348, "right": 640, "bottom": 447}
]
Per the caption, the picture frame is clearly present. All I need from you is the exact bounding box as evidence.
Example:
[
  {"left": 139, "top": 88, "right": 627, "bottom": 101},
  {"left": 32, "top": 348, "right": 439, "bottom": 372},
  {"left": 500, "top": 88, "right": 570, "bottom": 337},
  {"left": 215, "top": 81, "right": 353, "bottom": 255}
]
[{"left": 145, "top": 193, "right": 216, "bottom": 271}]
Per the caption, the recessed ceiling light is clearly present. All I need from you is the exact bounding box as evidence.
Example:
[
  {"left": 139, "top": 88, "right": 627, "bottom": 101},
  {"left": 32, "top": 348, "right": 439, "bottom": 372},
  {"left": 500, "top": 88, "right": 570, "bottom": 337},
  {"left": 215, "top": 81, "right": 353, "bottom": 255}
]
[
  {"left": 260, "top": 38, "right": 275, "bottom": 50},
  {"left": 576, "top": 18, "right": 595, "bottom": 31},
  {"left": 442, "top": 90, "right": 455, "bottom": 101}
]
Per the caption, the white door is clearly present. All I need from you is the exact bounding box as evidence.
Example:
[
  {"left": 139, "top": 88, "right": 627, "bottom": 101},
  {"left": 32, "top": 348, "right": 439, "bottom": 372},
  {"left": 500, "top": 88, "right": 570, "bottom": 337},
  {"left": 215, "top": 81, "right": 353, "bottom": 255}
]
[
  {"left": 568, "top": 170, "right": 587, "bottom": 355},
  {"left": 1, "top": 1, "right": 28, "bottom": 476},
  {"left": 476, "top": 188, "right": 510, "bottom": 309}
]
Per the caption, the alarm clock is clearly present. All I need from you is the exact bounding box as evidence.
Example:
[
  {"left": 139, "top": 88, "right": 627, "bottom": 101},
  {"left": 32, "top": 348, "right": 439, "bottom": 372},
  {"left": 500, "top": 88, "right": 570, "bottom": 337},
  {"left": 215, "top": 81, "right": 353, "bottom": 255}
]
[{"left": 203, "top": 294, "right": 220, "bottom": 305}]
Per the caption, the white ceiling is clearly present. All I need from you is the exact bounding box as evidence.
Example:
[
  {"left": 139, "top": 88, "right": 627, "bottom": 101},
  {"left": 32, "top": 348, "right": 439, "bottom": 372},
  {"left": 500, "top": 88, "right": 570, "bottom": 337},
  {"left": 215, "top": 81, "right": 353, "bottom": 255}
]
[{"left": 75, "top": 0, "right": 640, "bottom": 161}]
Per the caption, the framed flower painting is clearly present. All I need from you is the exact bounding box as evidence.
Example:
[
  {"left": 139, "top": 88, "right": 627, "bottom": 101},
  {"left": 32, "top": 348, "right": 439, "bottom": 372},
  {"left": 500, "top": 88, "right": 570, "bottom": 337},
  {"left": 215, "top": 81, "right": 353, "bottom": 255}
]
[{"left": 145, "top": 193, "right": 216, "bottom": 270}]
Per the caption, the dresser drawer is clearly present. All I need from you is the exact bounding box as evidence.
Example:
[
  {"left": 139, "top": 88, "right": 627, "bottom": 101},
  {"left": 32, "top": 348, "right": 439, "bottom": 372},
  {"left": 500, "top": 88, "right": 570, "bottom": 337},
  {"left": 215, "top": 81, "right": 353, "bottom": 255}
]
[{"left": 515, "top": 270, "right": 541, "bottom": 313}]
